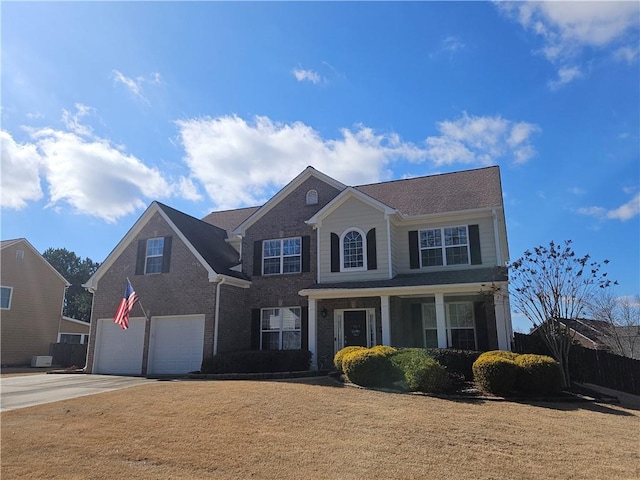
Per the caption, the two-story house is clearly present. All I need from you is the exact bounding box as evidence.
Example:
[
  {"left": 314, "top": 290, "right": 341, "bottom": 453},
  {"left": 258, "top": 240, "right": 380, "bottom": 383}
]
[{"left": 84, "top": 165, "right": 512, "bottom": 374}]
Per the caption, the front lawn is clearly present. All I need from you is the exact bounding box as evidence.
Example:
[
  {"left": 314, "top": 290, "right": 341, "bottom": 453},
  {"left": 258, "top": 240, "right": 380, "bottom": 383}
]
[{"left": 1, "top": 377, "right": 638, "bottom": 479}]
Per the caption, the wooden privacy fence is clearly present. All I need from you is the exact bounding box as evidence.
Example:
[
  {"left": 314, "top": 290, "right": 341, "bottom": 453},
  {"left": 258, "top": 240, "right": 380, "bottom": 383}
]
[
  {"left": 513, "top": 332, "right": 640, "bottom": 395},
  {"left": 50, "top": 343, "right": 87, "bottom": 368}
]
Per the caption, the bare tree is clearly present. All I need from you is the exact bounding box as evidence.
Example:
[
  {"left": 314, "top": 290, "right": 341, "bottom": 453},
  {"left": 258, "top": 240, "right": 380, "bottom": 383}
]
[
  {"left": 589, "top": 291, "right": 640, "bottom": 359},
  {"left": 509, "top": 240, "right": 615, "bottom": 387}
]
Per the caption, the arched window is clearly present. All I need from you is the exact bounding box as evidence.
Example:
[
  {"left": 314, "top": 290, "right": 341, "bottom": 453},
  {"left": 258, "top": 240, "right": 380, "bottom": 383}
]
[
  {"left": 341, "top": 229, "right": 366, "bottom": 270},
  {"left": 306, "top": 189, "right": 318, "bottom": 205}
]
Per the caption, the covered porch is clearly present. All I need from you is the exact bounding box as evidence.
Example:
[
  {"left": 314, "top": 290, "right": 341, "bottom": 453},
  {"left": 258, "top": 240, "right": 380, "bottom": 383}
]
[{"left": 300, "top": 271, "right": 512, "bottom": 370}]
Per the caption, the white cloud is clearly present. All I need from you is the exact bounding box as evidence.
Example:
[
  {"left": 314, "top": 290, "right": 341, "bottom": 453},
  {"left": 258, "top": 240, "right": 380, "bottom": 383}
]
[
  {"left": 424, "top": 112, "right": 540, "bottom": 166},
  {"left": 499, "top": 1, "right": 639, "bottom": 87},
  {"left": 578, "top": 192, "right": 640, "bottom": 222},
  {"left": 291, "top": 67, "right": 322, "bottom": 84},
  {"left": 112, "top": 70, "right": 162, "bottom": 102},
  {"left": 61, "top": 103, "right": 95, "bottom": 137},
  {"left": 0, "top": 130, "right": 43, "bottom": 209}
]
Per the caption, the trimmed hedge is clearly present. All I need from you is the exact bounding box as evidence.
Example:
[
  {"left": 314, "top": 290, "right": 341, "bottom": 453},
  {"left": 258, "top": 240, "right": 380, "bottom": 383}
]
[
  {"left": 477, "top": 350, "right": 519, "bottom": 361},
  {"left": 391, "top": 349, "right": 450, "bottom": 393},
  {"left": 342, "top": 347, "right": 401, "bottom": 388},
  {"left": 334, "top": 346, "right": 367, "bottom": 373},
  {"left": 424, "top": 348, "right": 481, "bottom": 381},
  {"left": 472, "top": 355, "right": 518, "bottom": 395},
  {"left": 201, "top": 349, "right": 312, "bottom": 374},
  {"left": 515, "top": 354, "right": 563, "bottom": 394}
]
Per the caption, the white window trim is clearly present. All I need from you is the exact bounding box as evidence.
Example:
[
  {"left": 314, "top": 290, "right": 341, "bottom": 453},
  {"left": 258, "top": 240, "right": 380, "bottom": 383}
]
[
  {"left": 57, "top": 333, "right": 88, "bottom": 344},
  {"left": 262, "top": 237, "right": 302, "bottom": 276},
  {"left": 340, "top": 227, "right": 367, "bottom": 272},
  {"left": 445, "top": 301, "right": 477, "bottom": 350},
  {"left": 260, "top": 306, "right": 302, "bottom": 350},
  {"left": 306, "top": 189, "right": 318, "bottom": 205},
  {"left": 145, "top": 237, "right": 164, "bottom": 274},
  {"left": 418, "top": 225, "right": 470, "bottom": 268},
  {"left": 1, "top": 286, "right": 13, "bottom": 310}
]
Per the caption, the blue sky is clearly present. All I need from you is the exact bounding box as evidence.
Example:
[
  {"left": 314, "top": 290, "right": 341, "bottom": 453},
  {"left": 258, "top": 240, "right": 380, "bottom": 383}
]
[{"left": 2, "top": 2, "right": 638, "bottom": 332}]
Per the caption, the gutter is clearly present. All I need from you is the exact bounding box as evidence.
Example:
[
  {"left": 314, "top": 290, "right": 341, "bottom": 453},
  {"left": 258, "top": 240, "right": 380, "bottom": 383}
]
[{"left": 213, "top": 276, "right": 227, "bottom": 356}]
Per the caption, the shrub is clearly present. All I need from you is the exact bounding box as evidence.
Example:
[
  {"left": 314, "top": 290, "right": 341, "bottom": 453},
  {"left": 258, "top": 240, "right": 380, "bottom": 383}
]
[
  {"left": 342, "top": 348, "right": 402, "bottom": 388},
  {"left": 477, "top": 350, "right": 519, "bottom": 361},
  {"left": 424, "top": 348, "right": 481, "bottom": 381},
  {"left": 391, "top": 349, "right": 450, "bottom": 393},
  {"left": 368, "top": 345, "right": 398, "bottom": 357},
  {"left": 333, "top": 346, "right": 367, "bottom": 373},
  {"left": 201, "top": 349, "right": 312, "bottom": 374},
  {"left": 472, "top": 355, "right": 518, "bottom": 395},
  {"left": 515, "top": 354, "right": 563, "bottom": 395}
]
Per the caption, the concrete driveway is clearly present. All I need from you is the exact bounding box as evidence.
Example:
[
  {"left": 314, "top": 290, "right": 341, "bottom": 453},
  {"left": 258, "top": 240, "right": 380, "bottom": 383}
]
[{"left": 0, "top": 374, "right": 153, "bottom": 412}]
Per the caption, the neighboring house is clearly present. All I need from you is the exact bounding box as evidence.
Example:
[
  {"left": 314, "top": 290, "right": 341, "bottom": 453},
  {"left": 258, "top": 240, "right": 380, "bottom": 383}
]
[
  {"left": 58, "top": 316, "right": 91, "bottom": 345},
  {"left": 559, "top": 318, "right": 640, "bottom": 360},
  {"left": 84, "top": 165, "right": 512, "bottom": 375},
  {"left": 1, "top": 238, "right": 70, "bottom": 366}
]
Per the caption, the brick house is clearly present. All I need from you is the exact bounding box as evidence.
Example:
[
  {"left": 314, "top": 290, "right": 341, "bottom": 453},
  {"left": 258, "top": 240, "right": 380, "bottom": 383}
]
[{"left": 84, "top": 165, "right": 512, "bottom": 374}]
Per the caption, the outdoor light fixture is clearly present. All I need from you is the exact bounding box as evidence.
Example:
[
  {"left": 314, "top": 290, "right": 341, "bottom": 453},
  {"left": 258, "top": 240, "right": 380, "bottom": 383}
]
[{"left": 321, "top": 307, "right": 328, "bottom": 318}]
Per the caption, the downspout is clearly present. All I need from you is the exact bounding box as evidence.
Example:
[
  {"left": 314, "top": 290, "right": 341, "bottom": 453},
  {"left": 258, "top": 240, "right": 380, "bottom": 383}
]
[
  {"left": 213, "top": 276, "right": 227, "bottom": 356},
  {"left": 84, "top": 286, "right": 96, "bottom": 371},
  {"left": 492, "top": 209, "right": 503, "bottom": 265}
]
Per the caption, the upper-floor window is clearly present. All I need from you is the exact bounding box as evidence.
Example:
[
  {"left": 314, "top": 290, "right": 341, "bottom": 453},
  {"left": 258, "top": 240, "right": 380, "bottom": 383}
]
[
  {"left": 1, "top": 286, "right": 12, "bottom": 309},
  {"left": 419, "top": 226, "right": 469, "bottom": 267},
  {"left": 145, "top": 237, "right": 165, "bottom": 274},
  {"left": 341, "top": 229, "right": 366, "bottom": 270},
  {"left": 261, "top": 307, "right": 302, "bottom": 350},
  {"left": 16, "top": 250, "right": 24, "bottom": 260},
  {"left": 306, "top": 189, "right": 318, "bottom": 205},
  {"left": 263, "top": 237, "right": 301, "bottom": 275}
]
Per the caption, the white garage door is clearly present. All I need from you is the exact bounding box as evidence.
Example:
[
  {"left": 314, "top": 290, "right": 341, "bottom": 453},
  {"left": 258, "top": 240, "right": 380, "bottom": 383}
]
[
  {"left": 94, "top": 318, "right": 145, "bottom": 375},
  {"left": 147, "top": 315, "right": 205, "bottom": 375}
]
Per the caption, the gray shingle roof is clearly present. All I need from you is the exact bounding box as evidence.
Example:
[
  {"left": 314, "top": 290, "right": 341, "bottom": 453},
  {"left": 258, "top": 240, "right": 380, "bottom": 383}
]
[
  {"left": 356, "top": 166, "right": 503, "bottom": 216},
  {"left": 157, "top": 202, "right": 249, "bottom": 280},
  {"left": 202, "top": 206, "right": 260, "bottom": 233}
]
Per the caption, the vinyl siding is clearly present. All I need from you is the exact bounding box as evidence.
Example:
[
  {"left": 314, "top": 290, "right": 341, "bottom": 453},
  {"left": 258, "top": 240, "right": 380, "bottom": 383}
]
[{"left": 319, "top": 197, "right": 390, "bottom": 283}]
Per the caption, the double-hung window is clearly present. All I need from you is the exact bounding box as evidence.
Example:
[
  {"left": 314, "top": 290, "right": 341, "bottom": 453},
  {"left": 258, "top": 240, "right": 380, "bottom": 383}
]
[
  {"left": 262, "top": 237, "right": 301, "bottom": 275},
  {"left": 261, "top": 307, "right": 302, "bottom": 350},
  {"left": 446, "top": 302, "right": 476, "bottom": 350},
  {"left": 419, "top": 226, "right": 469, "bottom": 267},
  {"left": 145, "top": 237, "right": 165, "bottom": 274},
  {"left": 1, "top": 286, "right": 12, "bottom": 310}
]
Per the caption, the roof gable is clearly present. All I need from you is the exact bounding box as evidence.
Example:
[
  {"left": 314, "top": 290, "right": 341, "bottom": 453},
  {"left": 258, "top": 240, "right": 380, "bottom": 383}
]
[
  {"left": 1, "top": 238, "right": 70, "bottom": 286},
  {"left": 233, "top": 166, "right": 346, "bottom": 235},
  {"left": 306, "top": 187, "right": 397, "bottom": 226}
]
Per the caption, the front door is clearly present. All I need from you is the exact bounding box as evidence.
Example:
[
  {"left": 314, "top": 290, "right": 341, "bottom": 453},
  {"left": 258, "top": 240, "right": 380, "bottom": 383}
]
[{"left": 343, "top": 310, "right": 368, "bottom": 347}]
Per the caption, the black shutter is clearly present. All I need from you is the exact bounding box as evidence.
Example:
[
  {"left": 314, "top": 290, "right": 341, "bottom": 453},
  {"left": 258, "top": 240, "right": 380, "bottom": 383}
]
[
  {"left": 301, "top": 306, "right": 309, "bottom": 351},
  {"left": 161, "top": 236, "right": 172, "bottom": 273},
  {"left": 135, "top": 239, "right": 146, "bottom": 275},
  {"left": 251, "top": 309, "right": 261, "bottom": 350},
  {"left": 408, "top": 231, "right": 420, "bottom": 269},
  {"left": 253, "top": 240, "right": 263, "bottom": 277},
  {"left": 474, "top": 301, "right": 489, "bottom": 351},
  {"left": 330, "top": 233, "right": 340, "bottom": 272},
  {"left": 469, "top": 224, "right": 482, "bottom": 265},
  {"left": 302, "top": 236, "right": 310, "bottom": 273},
  {"left": 366, "top": 228, "right": 377, "bottom": 270}
]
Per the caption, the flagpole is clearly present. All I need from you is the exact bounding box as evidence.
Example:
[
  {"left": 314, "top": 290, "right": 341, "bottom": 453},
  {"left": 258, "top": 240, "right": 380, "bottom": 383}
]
[{"left": 127, "top": 277, "right": 150, "bottom": 322}]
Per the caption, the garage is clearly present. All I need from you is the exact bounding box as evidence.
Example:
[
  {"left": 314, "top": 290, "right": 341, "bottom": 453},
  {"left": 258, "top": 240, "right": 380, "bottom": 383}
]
[
  {"left": 93, "top": 318, "right": 145, "bottom": 375},
  {"left": 147, "top": 315, "right": 205, "bottom": 375}
]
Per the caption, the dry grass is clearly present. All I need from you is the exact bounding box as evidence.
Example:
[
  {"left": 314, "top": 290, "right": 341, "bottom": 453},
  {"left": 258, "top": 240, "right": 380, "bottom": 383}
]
[{"left": 2, "top": 377, "right": 638, "bottom": 480}]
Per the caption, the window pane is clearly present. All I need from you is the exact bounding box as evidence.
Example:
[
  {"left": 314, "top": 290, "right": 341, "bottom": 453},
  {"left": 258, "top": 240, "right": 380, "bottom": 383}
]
[
  {"left": 451, "top": 329, "right": 475, "bottom": 350},
  {"left": 261, "top": 309, "right": 280, "bottom": 330},
  {"left": 147, "top": 238, "right": 164, "bottom": 256},
  {"left": 424, "top": 329, "right": 438, "bottom": 348},
  {"left": 343, "top": 230, "right": 364, "bottom": 268},
  {"left": 282, "top": 331, "right": 301, "bottom": 350},
  {"left": 145, "top": 256, "right": 163, "bottom": 274},
  {"left": 261, "top": 332, "right": 280, "bottom": 350},
  {"left": 448, "top": 303, "right": 474, "bottom": 328},
  {"left": 282, "top": 238, "right": 301, "bottom": 256},
  {"left": 421, "top": 249, "right": 443, "bottom": 267},
  {"left": 263, "top": 257, "right": 281, "bottom": 275},
  {"left": 444, "top": 227, "right": 467, "bottom": 246},
  {"left": 283, "top": 256, "right": 301, "bottom": 273},
  {"left": 60, "top": 334, "right": 82, "bottom": 344},
  {"left": 263, "top": 240, "right": 280, "bottom": 258},
  {"left": 282, "top": 307, "right": 301, "bottom": 330},
  {"left": 420, "top": 229, "right": 441, "bottom": 248},
  {"left": 0, "top": 287, "right": 10, "bottom": 309},
  {"left": 446, "top": 246, "right": 469, "bottom": 265},
  {"left": 422, "top": 304, "right": 437, "bottom": 328}
]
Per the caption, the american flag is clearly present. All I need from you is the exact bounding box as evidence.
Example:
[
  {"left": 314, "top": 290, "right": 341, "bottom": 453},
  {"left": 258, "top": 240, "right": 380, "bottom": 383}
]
[{"left": 113, "top": 279, "right": 138, "bottom": 330}]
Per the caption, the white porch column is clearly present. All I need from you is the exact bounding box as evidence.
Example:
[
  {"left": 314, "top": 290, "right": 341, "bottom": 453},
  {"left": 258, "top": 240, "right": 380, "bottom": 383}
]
[
  {"left": 494, "top": 293, "right": 511, "bottom": 351},
  {"left": 308, "top": 298, "right": 318, "bottom": 370},
  {"left": 435, "top": 293, "right": 447, "bottom": 348},
  {"left": 380, "top": 295, "right": 391, "bottom": 346}
]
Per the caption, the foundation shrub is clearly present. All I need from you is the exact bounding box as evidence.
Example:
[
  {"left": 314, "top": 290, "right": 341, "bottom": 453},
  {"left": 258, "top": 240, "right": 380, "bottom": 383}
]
[
  {"left": 342, "top": 348, "right": 402, "bottom": 388},
  {"left": 424, "top": 348, "right": 482, "bottom": 381},
  {"left": 391, "top": 349, "right": 450, "bottom": 393},
  {"left": 368, "top": 345, "right": 398, "bottom": 357},
  {"left": 515, "top": 354, "right": 563, "bottom": 394},
  {"left": 333, "top": 346, "right": 367, "bottom": 373},
  {"left": 201, "top": 349, "right": 312, "bottom": 374},
  {"left": 477, "top": 350, "right": 519, "bottom": 361},
  {"left": 472, "top": 355, "right": 518, "bottom": 395}
]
